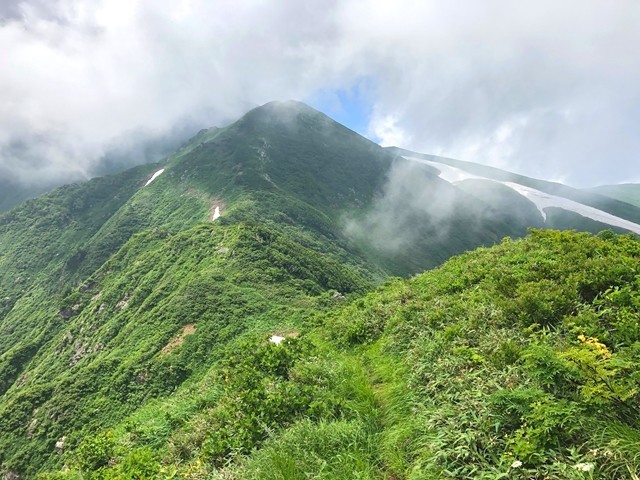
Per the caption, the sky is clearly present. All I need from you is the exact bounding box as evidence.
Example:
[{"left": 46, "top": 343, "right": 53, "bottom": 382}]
[{"left": 1, "top": 0, "right": 639, "bottom": 189}]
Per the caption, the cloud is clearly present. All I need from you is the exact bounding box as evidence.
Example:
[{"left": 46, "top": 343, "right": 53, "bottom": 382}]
[
  {"left": 0, "top": 0, "right": 356, "bottom": 185},
  {"left": 333, "top": 1, "right": 640, "bottom": 187},
  {"left": 369, "top": 114, "right": 411, "bottom": 148},
  {"left": 343, "top": 159, "right": 462, "bottom": 253},
  {"left": 1, "top": 0, "right": 639, "bottom": 189}
]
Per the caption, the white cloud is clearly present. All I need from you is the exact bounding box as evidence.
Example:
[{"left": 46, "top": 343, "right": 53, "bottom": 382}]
[
  {"left": 1, "top": 0, "right": 639, "bottom": 188},
  {"left": 369, "top": 113, "right": 411, "bottom": 148}
]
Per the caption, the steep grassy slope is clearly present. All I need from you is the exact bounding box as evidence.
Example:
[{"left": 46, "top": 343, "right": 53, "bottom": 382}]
[
  {"left": 327, "top": 230, "right": 640, "bottom": 479},
  {"left": 588, "top": 184, "right": 640, "bottom": 208},
  {"left": 0, "top": 222, "right": 369, "bottom": 475},
  {"left": 0, "top": 165, "right": 158, "bottom": 393},
  {"left": 35, "top": 230, "right": 640, "bottom": 479},
  {"left": 4, "top": 102, "right": 640, "bottom": 478}
]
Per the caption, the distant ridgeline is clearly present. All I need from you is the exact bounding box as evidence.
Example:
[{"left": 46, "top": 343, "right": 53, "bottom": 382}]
[{"left": 0, "top": 101, "right": 639, "bottom": 478}]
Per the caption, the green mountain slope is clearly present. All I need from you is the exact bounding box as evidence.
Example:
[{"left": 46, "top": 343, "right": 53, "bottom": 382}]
[
  {"left": 588, "top": 184, "right": 640, "bottom": 208},
  {"left": 2, "top": 102, "right": 640, "bottom": 478},
  {"left": 33, "top": 230, "right": 640, "bottom": 480},
  {"left": 0, "top": 165, "right": 158, "bottom": 361},
  {"left": 0, "top": 222, "right": 368, "bottom": 475}
]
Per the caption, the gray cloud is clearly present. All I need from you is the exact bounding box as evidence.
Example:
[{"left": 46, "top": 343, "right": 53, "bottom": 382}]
[
  {"left": 351, "top": 1, "right": 640, "bottom": 187},
  {"left": 1, "top": 0, "right": 639, "bottom": 190}
]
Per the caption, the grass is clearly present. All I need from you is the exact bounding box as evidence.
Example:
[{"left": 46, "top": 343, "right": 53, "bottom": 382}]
[{"left": 4, "top": 101, "right": 640, "bottom": 479}]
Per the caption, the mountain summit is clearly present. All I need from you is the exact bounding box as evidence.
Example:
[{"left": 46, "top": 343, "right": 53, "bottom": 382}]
[{"left": 1, "top": 102, "right": 640, "bottom": 477}]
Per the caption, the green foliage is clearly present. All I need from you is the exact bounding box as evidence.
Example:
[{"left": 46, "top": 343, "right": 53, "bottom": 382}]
[
  {"left": 117, "top": 448, "right": 159, "bottom": 479},
  {"left": 74, "top": 431, "right": 115, "bottom": 474},
  {"left": 4, "top": 101, "right": 640, "bottom": 480},
  {"left": 324, "top": 230, "right": 640, "bottom": 478}
]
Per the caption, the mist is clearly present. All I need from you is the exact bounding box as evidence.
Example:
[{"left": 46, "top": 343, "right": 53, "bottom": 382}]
[
  {"left": 344, "top": 159, "right": 480, "bottom": 254},
  {"left": 1, "top": 0, "right": 639, "bottom": 193}
]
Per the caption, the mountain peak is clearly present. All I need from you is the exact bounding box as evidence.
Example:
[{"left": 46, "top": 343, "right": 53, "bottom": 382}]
[{"left": 237, "top": 100, "right": 329, "bottom": 129}]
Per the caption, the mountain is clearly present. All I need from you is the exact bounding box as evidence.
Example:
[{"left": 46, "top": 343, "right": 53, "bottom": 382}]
[
  {"left": 587, "top": 183, "right": 640, "bottom": 208},
  {"left": 1, "top": 101, "right": 639, "bottom": 478},
  {"left": 23, "top": 231, "right": 640, "bottom": 479},
  {"left": 0, "top": 128, "right": 196, "bottom": 214},
  {"left": 390, "top": 147, "right": 640, "bottom": 236}
]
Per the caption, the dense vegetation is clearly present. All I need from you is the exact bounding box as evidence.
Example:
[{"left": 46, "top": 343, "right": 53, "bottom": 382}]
[
  {"left": 2, "top": 101, "right": 640, "bottom": 478},
  {"left": 0, "top": 221, "right": 369, "bottom": 475},
  {"left": 23, "top": 229, "right": 640, "bottom": 479}
]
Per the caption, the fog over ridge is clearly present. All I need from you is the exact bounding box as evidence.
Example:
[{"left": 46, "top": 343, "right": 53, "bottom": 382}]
[{"left": 1, "top": 0, "right": 639, "bottom": 189}]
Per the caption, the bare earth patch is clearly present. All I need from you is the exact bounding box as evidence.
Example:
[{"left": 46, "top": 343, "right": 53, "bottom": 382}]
[{"left": 161, "top": 323, "right": 196, "bottom": 354}]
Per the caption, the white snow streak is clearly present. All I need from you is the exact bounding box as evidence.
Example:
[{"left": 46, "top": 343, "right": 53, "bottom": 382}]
[
  {"left": 144, "top": 168, "right": 165, "bottom": 186},
  {"left": 402, "top": 156, "right": 640, "bottom": 234},
  {"left": 503, "top": 182, "right": 640, "bottom": 233},
  {"left": 404, "top": 156, "right": 483, "bottom": 183}
]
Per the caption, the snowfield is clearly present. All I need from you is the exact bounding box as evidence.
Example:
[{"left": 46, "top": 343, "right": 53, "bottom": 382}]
[
  {"left": 503, "top": 182, "right": 640, "bottom": 234},
  {"left": 405, "top": 157, "right": 484, "bottom": 183},
  {"left": 144, "top": 169, "right": 165, "bottom": 186},
  {"left": 404, "top": 156, "right": 640, "bottom": 235}
]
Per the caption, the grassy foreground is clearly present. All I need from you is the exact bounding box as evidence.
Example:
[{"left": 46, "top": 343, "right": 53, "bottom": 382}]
[{"left": 34, "top": 229, "right": 640, "bottom": 479}]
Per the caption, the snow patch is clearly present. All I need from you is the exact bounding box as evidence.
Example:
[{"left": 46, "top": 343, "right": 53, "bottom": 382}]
[
  {"left": 403, "top": 156, "right": 640, "bottom": 234},
  {"left": 269, "top": 335, "right": 286, "bottom": 345},
  {"left": 212, "top": 206, "right": 221, "bottom": 221},
  {"left": 503, "top": 182, "right": 640, "bottom": 234},
  {"left": 144, "top": 169, "right": 165, "bottom": 186},
  {"left": 403, "top": 156, "right": 483, "bottom": 183}
]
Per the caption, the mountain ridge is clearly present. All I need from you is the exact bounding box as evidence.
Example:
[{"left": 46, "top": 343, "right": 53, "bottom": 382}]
[{"left": 1, "top": 101, "right": 640, "bottom": 477}]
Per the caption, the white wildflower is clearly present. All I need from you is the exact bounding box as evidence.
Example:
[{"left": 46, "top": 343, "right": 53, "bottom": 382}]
[
  {"left": 574, "top": 462, "right": 594, "bottom": 472},
  {"left": 510, "top": 460, "right": 523, "bottom": 468}
]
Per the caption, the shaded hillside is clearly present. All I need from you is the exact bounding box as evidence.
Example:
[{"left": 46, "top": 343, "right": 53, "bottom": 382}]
[
  {"left": 588, "top": 184, "right": 640, "bottom": 208},
  {"left": 391, "top": 147, "right": 640, "bottom": 226}
]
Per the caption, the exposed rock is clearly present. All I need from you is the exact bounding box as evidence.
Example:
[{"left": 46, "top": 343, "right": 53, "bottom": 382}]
[
  {"left": 26, "top": 418, "right": 38, "bottom": 438},
  {"left": 55, "top": 436, "right": 66, "bottom": 454},
  {"left": 70, "top": 340, "right": 89, "bottom": 366},
  {"left": 59, "top": 303, "right": 82, "bottom": 319},
  {"left": 80, "top": 281, "right": 96, "bottom": 291},
  {"left": 116, "top": 294, "right": 131, "bottom": 310},
  {"left": 332, "top": 291, "right": 346, "bottom": 301},
  {"left": 215, "top": 247, "right": 229, "bottom": 255},
  {"left": 16, "top": 373, "right": 29, "bottom": 386}
]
